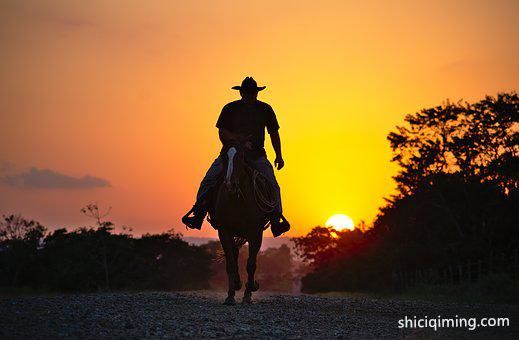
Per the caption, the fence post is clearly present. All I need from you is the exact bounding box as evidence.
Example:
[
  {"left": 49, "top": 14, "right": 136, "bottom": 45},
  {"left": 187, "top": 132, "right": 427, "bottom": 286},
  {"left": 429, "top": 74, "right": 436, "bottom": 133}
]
[{"left": 467, "top": 259, "right": 472, "bottom": 282}]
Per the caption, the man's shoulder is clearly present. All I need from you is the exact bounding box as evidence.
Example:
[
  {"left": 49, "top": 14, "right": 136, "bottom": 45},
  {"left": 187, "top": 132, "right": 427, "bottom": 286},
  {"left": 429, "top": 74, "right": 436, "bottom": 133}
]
[
  {"left": 255, "top": 100, "right": 274, "bottom": 112},
  {"left": 220, "top": 100, "right": 241, "bottom": 114},
  {"left": 223, "top": 100, "right": 241, "bottom": 108},
  {"left": 222, "top": 99, "right": 274, "bottom": 113}
]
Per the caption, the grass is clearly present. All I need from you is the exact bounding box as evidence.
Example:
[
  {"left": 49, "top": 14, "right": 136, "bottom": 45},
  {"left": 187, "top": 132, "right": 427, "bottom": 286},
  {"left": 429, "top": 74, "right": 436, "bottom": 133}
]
[
  {"left": 396, "top": 274, "right": 519, "bottom": 304},
  {"left": 315, "top": 274, "right": 519, "bottom": 305}
]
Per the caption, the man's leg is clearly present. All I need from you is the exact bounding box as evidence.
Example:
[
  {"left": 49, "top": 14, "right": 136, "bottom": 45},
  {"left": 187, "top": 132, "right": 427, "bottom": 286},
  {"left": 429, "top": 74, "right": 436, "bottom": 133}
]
[
  {"left": 183, "top": 156, "right": 223, "bottom": 229},
  {"left": 249, "top": 156, "right": 289, "bottom": 237},
  {"left": 196, "top": 156, "right": 224, "bottom": 204}
]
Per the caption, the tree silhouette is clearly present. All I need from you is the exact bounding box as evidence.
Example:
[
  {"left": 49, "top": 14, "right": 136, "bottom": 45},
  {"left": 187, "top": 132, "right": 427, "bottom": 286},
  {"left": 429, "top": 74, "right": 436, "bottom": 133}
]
[
  {"left": 0, "top": 210, "right": 213, "bottom": 292},
  {"left": 0, "top": 214, "right": 46, "bottom": 287},
  {"left": 388, "top": 92, "right": 518, "bottom": 195},
  {"left": 295, "top": 92, "right": 519, "bottom": 295}
]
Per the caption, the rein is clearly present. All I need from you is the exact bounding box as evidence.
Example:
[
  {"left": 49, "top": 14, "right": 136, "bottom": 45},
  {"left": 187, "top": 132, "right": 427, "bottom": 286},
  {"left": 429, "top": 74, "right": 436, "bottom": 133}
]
[{"left": 252, "top": 170, "right": 277, "bottom": 213}]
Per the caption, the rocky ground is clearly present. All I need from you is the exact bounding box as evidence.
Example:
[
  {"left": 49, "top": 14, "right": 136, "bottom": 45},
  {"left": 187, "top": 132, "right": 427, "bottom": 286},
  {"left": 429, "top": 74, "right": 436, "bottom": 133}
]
[{"left": 1, "top": 291, "right": 518, "bottom": 339}]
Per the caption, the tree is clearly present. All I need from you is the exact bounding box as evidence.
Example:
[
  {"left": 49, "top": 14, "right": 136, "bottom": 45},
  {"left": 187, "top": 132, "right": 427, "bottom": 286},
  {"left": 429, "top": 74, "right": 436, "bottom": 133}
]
[
  {"left": 0, "top": 214, "right": 46, "bottom": 286},
  {"left": 1, "top": 210, "right": 213, "bottom": 292},
  {"left": 292, "top": 226, "right": 338, "bottom": 265},
  {"left": 387, "top": 92, "right": 518, "bottom": 195},
  {"left": 295, "top": 92, "right": 519, "bottom": 294}
]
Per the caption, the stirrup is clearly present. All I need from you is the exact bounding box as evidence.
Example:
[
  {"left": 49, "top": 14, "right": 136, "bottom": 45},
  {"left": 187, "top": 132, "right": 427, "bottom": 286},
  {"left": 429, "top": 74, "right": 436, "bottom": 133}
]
[
  {"left": 182, "top": 206, "right": 204, "bottom": 230},
  {"left": 271, "top": 214, "right": 290, "bottom": 237}
]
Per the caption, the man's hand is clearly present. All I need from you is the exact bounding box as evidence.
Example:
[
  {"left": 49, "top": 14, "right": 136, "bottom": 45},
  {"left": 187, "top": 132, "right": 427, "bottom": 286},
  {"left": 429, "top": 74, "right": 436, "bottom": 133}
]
[
  {"left": 270, "top": 130, "right": 284, "bottom": 170},
  {"left": 274, "top": 156, "right": 285, "bottom": 170}
]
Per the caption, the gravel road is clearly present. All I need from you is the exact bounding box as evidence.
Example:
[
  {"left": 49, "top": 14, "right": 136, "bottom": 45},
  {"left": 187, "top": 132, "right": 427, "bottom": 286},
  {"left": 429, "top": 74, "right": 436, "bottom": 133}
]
[{"left": 1, "top": 291, "right": 518, "bottom": 339}]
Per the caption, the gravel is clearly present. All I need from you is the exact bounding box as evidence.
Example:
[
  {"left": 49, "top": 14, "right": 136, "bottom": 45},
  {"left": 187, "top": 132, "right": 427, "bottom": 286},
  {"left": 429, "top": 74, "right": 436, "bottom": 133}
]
[{"left": 1, "top": 291, "right": 518, "bottom": 339}]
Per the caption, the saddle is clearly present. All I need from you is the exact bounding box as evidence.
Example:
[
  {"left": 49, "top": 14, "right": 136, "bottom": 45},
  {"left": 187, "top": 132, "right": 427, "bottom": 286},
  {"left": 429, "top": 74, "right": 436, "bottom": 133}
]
[{"left": 182, "top": 147, "right": 290, "bottom": 236}]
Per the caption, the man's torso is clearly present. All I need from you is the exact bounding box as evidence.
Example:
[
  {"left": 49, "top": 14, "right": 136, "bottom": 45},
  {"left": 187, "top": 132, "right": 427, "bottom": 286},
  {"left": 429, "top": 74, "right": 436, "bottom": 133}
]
[{"left": 216, "top": 100, "right": 279, "bottom": 159}]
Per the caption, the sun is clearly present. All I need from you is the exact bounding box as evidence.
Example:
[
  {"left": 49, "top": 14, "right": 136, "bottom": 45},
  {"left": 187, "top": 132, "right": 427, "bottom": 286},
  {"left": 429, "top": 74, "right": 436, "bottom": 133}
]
[{"left": 326, "top": 214, "right": 355, "bottom": 231}]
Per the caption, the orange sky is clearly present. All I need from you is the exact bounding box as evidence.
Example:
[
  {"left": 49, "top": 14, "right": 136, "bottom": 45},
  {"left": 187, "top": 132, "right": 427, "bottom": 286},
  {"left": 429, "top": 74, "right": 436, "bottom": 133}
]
[{"left": 1, "top": 0, "right": 518, "bottom": 237}]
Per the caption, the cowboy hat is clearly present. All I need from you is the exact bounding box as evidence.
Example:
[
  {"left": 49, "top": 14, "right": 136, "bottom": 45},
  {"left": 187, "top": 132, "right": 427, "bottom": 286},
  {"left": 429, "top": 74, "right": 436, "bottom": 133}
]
[{"left": 231, "top": 77, "right": 266, "bottom": 91}]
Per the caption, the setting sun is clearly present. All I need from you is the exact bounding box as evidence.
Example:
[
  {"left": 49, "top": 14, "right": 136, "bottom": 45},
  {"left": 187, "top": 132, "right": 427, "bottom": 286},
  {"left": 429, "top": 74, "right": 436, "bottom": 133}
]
[{"left": 326, "top": 214, "right": 355, "bottom": 231}]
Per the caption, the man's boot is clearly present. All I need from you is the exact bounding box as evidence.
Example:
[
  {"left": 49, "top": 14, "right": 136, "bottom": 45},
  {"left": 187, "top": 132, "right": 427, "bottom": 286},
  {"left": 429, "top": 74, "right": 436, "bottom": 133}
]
[
  {"left": 270, "top": 212, "right": 290, "bottom": 237},
  {"left": 182, "top": 203, "right": 207, "bottom": 230}
]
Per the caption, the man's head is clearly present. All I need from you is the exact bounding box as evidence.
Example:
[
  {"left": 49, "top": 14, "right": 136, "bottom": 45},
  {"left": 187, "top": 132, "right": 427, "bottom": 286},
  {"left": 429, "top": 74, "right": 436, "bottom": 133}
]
[{"left": 232, "top": 77, "right": 265, "bottom": 101}]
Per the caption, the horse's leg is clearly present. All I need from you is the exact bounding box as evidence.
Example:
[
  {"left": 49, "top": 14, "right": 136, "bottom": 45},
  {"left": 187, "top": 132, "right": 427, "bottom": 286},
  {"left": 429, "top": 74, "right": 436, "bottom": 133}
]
[
  {"left": 232, "top": 241, "right": 242, "bottom": 291},
  {"left": 243, "top": 232, "right": 262, "bottom": 303},
  {"left": 218, "top": 229, "right": 237, "bottom": 305}
]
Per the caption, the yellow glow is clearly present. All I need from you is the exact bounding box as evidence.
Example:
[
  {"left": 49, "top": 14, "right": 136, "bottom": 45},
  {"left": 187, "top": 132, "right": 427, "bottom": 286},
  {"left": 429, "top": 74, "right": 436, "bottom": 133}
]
[
  {"left": 326, "top": 214, "right": 355, "bottom": 231},
  {"left": 0, "top": 1, "right": 517, "bottom": 236}
]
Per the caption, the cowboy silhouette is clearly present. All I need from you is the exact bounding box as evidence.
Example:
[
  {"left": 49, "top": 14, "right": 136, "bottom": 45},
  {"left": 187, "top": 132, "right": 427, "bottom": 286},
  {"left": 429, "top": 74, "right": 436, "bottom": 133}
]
[{"left": 182, "top": 77, "right": 290, "bottom": 236}]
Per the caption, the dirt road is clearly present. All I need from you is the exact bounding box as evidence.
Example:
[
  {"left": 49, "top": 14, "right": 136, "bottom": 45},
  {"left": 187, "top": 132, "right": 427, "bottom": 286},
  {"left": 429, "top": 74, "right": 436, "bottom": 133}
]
[{"left": 1, "top": 291, "right": 518, "bottom": 338}]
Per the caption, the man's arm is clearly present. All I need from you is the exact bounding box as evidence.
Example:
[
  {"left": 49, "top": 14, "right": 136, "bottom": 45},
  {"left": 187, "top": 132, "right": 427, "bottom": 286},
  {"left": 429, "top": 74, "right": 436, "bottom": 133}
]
[{"left": 270, "top": 130, "right": 284, "bottom": 170}]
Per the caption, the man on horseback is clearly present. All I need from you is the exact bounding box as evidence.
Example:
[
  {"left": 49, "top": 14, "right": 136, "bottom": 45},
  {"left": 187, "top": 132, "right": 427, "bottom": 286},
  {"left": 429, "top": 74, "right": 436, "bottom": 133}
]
[{"left": 182, "top": 77, "right": 290, "bottom": 236}]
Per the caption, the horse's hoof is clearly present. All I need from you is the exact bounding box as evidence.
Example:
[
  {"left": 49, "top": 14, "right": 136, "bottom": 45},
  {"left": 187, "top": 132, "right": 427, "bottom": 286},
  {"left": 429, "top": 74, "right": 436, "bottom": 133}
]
[
  {"left": 223, "top": 296, "right": 236, "bottom": 305},
  {"left": 246, "top": 280, "right": 259, "bottom": 292},
  {"left": 242, "top": 295, "right": 252, "bottom": 304}
]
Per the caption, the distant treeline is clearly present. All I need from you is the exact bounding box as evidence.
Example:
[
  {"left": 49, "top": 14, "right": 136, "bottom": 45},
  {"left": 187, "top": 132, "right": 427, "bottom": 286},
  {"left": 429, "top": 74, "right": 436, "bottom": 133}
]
[
  {"left": 0, "top": 215, "right": 212, "bottom": 292},
  {"left": 294, "top": 92, "right": 519, "bottom": 294},
  {"left": 0, "top": 208, "right": 297, "bottom": 293}
]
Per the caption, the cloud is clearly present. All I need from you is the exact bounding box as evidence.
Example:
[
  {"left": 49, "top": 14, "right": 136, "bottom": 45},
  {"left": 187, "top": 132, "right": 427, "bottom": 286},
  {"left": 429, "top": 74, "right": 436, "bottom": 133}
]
[{"left": 0, "top": 168, "right": 111, "bottom": 189}]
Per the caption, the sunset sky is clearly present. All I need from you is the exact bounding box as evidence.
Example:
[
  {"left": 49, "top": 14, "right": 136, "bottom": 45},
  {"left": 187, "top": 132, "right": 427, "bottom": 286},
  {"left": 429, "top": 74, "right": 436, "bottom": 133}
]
[{"left": 1, "top": 0, "right": 518, "bottom": 237}]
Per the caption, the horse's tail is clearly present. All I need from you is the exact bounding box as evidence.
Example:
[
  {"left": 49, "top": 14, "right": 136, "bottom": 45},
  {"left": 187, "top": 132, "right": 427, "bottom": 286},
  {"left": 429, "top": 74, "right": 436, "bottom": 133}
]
[{"left": 214, "top": 236, "right": 248, "bottom": 263}]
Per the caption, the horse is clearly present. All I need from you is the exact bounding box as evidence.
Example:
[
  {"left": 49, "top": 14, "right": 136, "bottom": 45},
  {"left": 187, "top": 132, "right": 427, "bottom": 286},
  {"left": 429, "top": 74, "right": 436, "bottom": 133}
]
[{"left": 207, "top": 145, "right": 273, "bottom": 305}]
